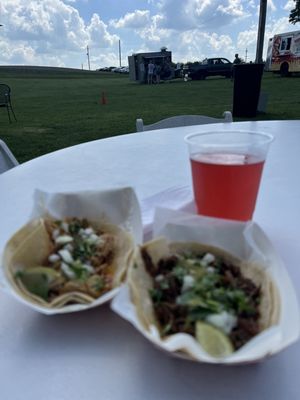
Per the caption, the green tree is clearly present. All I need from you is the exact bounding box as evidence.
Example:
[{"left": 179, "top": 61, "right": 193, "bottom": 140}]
[{"left": 289, "top": 0, "right": 300, "bottom": 24}]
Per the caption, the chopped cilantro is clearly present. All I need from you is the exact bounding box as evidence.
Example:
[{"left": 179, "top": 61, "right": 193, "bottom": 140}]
[
  {"left": 68, "top": 219, "right": 82, "bottom": 235},
  {"left": 171, "top": 264, "right": 186, "bottom": 282},
  {"left": 149, "top": 288, "right": 163, "bottom": 304},
  {"left": 88, "top": 275, "right": 105, "bottom": 292},
  {"left": 70, "top": 260, "right": 90, "bottom": 281}
]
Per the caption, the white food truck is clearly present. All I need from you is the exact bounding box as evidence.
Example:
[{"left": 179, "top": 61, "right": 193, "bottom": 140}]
[{"left": 265, "top": 30, "right": 300, "bottom": 76}]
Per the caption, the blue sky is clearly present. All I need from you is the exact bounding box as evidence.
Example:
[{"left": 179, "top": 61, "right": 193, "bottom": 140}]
[{"left": 0, "top": 0, "right": 297, "bottom": 69}]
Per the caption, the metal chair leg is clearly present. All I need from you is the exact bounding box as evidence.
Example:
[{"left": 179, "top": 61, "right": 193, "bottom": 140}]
[
  {"left": 9, "top": 103, "right": 17, "bottom": 121},
  {"left": 6, "top": 105, "right": 12, "bottom": 123}
]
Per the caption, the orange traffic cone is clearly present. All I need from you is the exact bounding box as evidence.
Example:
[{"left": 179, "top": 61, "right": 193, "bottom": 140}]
[{"left": 101, "top": 92, "right": 107, "bottom": 105}]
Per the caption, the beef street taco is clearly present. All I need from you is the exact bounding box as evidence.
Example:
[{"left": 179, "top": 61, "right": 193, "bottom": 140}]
[
  {"left": 128, "top": 238, "right": 280, "bottom": 359},
  {"left": 3, "top": 217, "right": 135, "bottom": 309}
]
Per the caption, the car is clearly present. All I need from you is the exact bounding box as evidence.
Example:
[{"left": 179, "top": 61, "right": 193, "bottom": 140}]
[
  {"left": 96, "top": 67, "right": 110, "bottom": 71},
  {"left": 187, "top": 58, "right": 233, "bottom": 80},
  {"left": 119, "top": 66, "right": 129, "bottom": 74}
]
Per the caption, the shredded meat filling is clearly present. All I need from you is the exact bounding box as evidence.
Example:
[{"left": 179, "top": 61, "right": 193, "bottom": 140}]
[{"left": 142, "top": 248, "right": 261, "bottom": 350}]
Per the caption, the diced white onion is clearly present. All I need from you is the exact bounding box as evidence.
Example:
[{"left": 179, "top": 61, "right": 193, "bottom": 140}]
[
  {"left": 201, "top": 253, "right": 215, "bottom": 266},
  {"left": 181, "top": 275, "right": 195, "bottom": 292},
  {"left": 61, "top": 262, "right": 76, "bottom": 279},
  {"left": 81, "top": 264, "right": 95, "bottom": 273},
  {"left": 206, "top": 311, "right": 237, "bottom": 334},
  {"left": 58, "top": 249, "right": 74, "bottom": 264},
  {"left": 48, "top": 254, "right": 60, "bottom": 263},
  {"left": 55, "top": 235, "right": 73, "bottom": 245},
  {"left": 87, "top": 233, "right": 99, "bottom": 244},
  {"left": 84, "top": 227, "right": 94, "bottom": 236}
]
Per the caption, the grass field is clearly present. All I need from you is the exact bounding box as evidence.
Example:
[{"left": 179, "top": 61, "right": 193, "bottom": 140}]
[{"left": 0, "top": 66, "right": 299, "bottom": 163}]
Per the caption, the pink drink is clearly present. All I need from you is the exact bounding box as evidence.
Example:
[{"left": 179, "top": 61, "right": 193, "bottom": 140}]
[{"left": 190, "top": 153, "right": 265, "bottom": 221}]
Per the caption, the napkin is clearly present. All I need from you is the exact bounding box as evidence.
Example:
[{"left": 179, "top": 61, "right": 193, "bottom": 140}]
[{"left": 141, "top": 185, "right": 195, "bottom": 241}]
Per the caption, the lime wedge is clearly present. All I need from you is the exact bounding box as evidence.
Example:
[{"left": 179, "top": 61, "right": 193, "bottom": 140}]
[
  {"left": 17, "top": 267, "right": 61, "bottom": 300},
  {"left": 195, "top": 321, "right": 234, "bottom": 358}
]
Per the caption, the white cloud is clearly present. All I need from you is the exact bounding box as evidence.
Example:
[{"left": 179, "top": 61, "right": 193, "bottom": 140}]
[
  {"left": 136, "top": 14, "right": 170, "bottom": 44},
  {"left": 88, "top": 14, "right": 119, "bottom": 47},
  {"left": 194, "top": 0, "right": 212, "bottom": 15},
  {"left": 0, "top": 0, "right": 119, "bottom": 68},
  {"left": 209, "top": 33, "right": 234, "bottom": 51},
  {"left": 173, "top": 29, "right": 234, "bottom": 63},
  {"left": 283, "top": 0, "right": 294, "bottom": 11},
  {"left": 0, "top": 0, "right": 296, "bottom": 68},
  {"left": 90, "top": 51, "right": 120, "bottom": 69},
  {"left": 1, "top": 0, "right": 88, "bottom": 47},
  {"left": 109, "top": 11, "right": 169, "bottom": 51},
  {"left": 266, "top": 16, "right": 296, "bottom": 37},
  {"left": 237, "top": 28, "right": 257, "bottom": 47},
  {"left": 157, "top": 0, "right": 250, "bottom": 30},
  {"left": 217, "top": 0, "right": 246, "bottom": 17},
  {"left": 0, "top": 41, "right": 36, "bottom": 64},
  {"left": 116, "top": 2, "right": 240, "bottom": 62},
  {"left": 248, "top": 0, "right": 256, "bottom": 9},
  {"left": 110, "top": 10, "right": 150, "bottom": 29},
  {"left": 267, "top": 0, "right": 277, "bottom": 12}
]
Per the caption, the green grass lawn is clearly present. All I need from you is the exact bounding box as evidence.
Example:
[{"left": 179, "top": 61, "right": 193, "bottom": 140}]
[{"left": 0, "top": 66, "right": 299, "bottom": 163}]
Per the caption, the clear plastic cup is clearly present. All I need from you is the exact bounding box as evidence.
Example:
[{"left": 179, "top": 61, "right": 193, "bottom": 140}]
[{"left": 184, "top": 130, "right": 274, "bottom": 221}]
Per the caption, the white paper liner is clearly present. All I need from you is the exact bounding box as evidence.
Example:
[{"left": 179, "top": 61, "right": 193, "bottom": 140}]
[
  {"left": 140, "top": 185, "right": 195, "bottom": 241},
  {"left": 1, "top": 187, "right": 143, "bottom": 315},
  {"left": 112, "top": 207, "right": 300, "bottom": 364}
]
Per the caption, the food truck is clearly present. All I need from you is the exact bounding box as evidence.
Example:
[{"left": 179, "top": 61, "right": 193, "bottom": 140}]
[
  {"left": 265, "top": 30, "right": 300, "bottom": 76},
  {"left": 128, "top": 48, "right": 173, "bottom": 83}
]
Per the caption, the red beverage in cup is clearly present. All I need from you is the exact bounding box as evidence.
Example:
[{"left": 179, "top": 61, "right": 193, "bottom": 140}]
[
  {"left": 190, "top": 152, "right": 265, "bottom": 221},
  {"left": 185, "top": 131, "right": 273, "bottom": 221}
]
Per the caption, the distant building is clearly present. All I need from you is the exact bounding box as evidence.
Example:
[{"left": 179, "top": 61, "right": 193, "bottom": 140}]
[{"left": 128, "top": 48, "right": 173, "bottom": 83}]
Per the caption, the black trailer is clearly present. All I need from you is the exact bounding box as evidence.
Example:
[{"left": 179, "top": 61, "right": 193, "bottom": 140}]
[{"left": 128, "top": 49, "right": 173, "bottom": 83}]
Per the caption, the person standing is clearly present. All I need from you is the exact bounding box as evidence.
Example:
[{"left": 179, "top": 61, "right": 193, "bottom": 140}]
[
  {"left": 232, "top": 53, "right": 242, "bottom": 81},
  {"left": 147, "top": 60, "right": 155, "bottom": 84},
  {"left": 139, "top": 60, "right": 146, "bottom": 83},
  {"left": 233, "top": 53, "right": 242, "bottom": 64},
  {"left": 155, "top": 63, "right": 161, "bottom": 84}
]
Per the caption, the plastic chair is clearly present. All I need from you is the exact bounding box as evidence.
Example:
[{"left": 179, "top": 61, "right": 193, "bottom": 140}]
[
  {"left": 0, "top": 139, "right": 19, "bottom": 173},
  {"left": 136, "top": 111, "right": 233, "bottom": 132},
  {"left": 0, "top": 84, "right": 17, "bottom": 123}
]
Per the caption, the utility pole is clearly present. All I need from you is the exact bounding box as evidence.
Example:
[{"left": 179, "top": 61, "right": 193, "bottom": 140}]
[
  {"left": 245, "top": 48, "right": 248, "bottom": 63},
  {"left": 86, "top": 45, "right": 91, "bottom": 70},
  {"left": 118, "top": 40, "right": 121, "bottom": 67},
  {"left": 255, "top": 0, "right": 267, "bottom": 63}
]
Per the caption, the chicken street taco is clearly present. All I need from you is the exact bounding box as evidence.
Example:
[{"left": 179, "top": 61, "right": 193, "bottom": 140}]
[
  {"left": 128, "top": 238, "right": 280, "bottom": 359},
  {"left": 3, "top": 217, "right": 135, "bottom": 308}
]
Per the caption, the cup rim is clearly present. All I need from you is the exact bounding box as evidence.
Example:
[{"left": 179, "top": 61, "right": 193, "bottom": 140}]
[{"left": 184, "top": 130, "right": 274, "bottom": 146}]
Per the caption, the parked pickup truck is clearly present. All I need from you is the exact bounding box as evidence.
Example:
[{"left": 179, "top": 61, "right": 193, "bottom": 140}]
[{"left": 187, "top": 58, "right": 233, "bottom": 80}]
